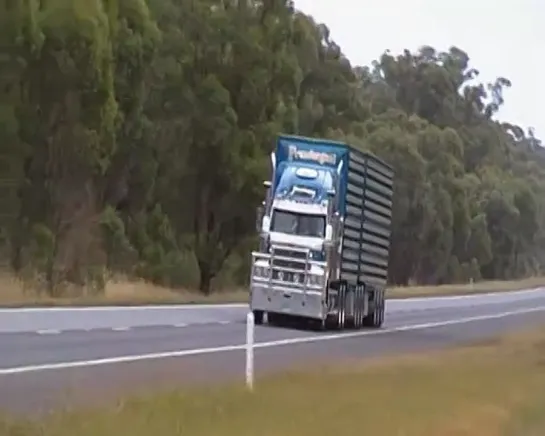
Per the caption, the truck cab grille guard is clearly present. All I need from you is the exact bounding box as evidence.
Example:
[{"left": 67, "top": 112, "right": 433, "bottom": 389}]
[{"left": 250, "top": 244, "right": 327, "bottom": 295}]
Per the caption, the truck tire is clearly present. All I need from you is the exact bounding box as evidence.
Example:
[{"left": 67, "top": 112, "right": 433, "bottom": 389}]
[
  {"left": 338, "top": 305, "right": 346, "bottom": 329},
  {"left": 309, "top": 317, "right": 326, "bottom": 331},
  {"left": 362, "top": 289, "right": 385, "bottom": 328},
  {"left": 267, "top": 312, "right": 278, "bottom": 325},
  {"left": 354, "top": 284, "right": 364, "bottom": 329},
  {"left": 335, "top": 283, "right": 346, "bottom": 330},
  {"left": 253, "top": 310, "right": 264, "bottom": 325},
  {"left": 346, "top": 284, "right": 360, "bottom": 329},
  {"left": 376, "top": 290, "right": 385, "bottom": 327}
]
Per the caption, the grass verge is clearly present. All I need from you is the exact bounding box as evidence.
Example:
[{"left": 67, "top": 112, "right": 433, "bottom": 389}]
[
  {"left": 0, "top": 274, "right": 544, "bottom": 308},
  {"left": 3, "top": 326, "right": 545, "bottom": 435}
]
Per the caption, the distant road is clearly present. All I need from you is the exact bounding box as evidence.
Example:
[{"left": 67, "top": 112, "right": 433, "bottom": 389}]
[
  {"left": 1, "top": 287, "right": 545, "bottom": 415},
  {"left": 1, "top": 287, "right": 544, "bottom": 334}
]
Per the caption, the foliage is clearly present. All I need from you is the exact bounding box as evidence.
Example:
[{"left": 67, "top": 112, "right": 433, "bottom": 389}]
[{"left": 0, "top": 0, "right": 543, "bottom": 294}]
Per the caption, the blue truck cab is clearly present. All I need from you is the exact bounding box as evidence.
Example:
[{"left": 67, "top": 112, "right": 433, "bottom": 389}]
[{"left": 250, "top": 134, "right": 394, "bottom": 330}]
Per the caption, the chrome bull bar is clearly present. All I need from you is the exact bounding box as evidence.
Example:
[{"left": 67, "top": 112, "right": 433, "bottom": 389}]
[{"left": 250, "top": 245, "right": 327, "bottom": 297}]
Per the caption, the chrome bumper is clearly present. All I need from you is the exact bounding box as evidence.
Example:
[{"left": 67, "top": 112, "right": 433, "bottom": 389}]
[{"left": 249, "top": 246, "right": 327, "bottom": 319}]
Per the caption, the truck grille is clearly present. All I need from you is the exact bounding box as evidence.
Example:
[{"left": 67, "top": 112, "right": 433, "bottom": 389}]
[
  {"left": 271, "top": 270, "right": 305, "bottom": 284},
  {"left": 272, "top": 248, "right": 308, "bottom": 271},
  {"left": 273, "top": 248, "right": 307, "bottom": 259}
]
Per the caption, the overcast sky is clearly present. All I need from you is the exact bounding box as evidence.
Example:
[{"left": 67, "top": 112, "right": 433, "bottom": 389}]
[{"left": 294, "top": 0, "right": 543, "bottom": 140}]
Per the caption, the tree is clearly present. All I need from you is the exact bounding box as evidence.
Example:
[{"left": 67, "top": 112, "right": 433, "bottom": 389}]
[{"left": 0, "top": 0, "right": 544, "bottom": 295}]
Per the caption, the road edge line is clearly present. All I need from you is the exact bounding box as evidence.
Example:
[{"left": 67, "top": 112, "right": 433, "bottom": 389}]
[{"left": 1, "top": 305, "right": 545, "bottom": 375}]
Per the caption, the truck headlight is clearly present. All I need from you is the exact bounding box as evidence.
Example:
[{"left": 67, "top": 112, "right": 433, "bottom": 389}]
[
  {"left": 255, "top": 265, "right": 269, "bottom": 277},
  {"left": 309, "top": 250, "right": 325, "bottom": 261},
  {"left": 307, "top": 274, "right": 324, "bottom": 287}
]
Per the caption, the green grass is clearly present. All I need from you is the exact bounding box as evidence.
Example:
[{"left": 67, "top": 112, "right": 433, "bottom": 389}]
[
  {"left": 3, "top": 326, "right": 545, "bottom": 435},
  {"left": 0, "top": 274, "right": 544, "bottom": 308}
]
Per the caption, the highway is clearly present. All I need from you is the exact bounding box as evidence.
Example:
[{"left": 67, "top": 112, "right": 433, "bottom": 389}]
[{"left": 1, "top": 288, "right": 545, "bottom": 415}]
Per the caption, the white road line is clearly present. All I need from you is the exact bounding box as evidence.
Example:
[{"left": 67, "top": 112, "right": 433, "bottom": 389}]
[
  {"left": 393, "top": 286, "right": 545, "bottom": 302},
  {"left": 36, "top": 330, "right": 60, "bottom": 335},
  {"left": 174, "top": 323, "right": 187, "bottom": 328},
  {"left": 111, "top": 327, "right": 130, "bottom": 331},
  {"left": 2, "top": 305, "right": 544, "bottom": 376}
]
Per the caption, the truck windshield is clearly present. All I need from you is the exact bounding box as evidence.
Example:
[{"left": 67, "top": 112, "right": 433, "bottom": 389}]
[{"left": 271, "top": 210, "right": 325, "bottom": 238}]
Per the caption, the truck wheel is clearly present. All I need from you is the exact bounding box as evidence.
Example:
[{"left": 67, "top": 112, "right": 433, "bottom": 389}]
[
  {"left": 253, "top": 310, "right": 264, "bottom": 325},
  {"left": 362, "top": 289, "right": 385, "bottom": 328},
  {"left": 333, "top": 307, "right": 345, "bottom": 329},
  {"left": 346, "top": 285, "right": 359, "bottom": 330},
  {"left": 354, "top": 285, "right": 363, "bottom": 329},
  {"left": 359, "top": 285, "right": 367, "bottom": 328},
  {"left": 339, "top": 306, "right": 345, "bottom": 329},
  {"left": 268, "top": 312, "right": 287, "bottom": 326},
  {"left": 375, "top": 290, "right": 385, "bottom": 327},
  {"left": 310, "top": 318, "right": 326, "bottom": 331},
  {"left": 267, "top": 312, "right": 277, "bottom": 325},
  {"left": 336, "top": 283, "right": 346, "bottom": 330}
]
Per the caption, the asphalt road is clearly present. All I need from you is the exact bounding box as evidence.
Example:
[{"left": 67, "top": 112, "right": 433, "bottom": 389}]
[{"left": 1, "top": 288, "right": 545, "bottom": 415}]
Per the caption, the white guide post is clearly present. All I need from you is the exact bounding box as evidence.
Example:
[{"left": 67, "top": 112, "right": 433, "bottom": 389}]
[{"left": 246, "top": 311, "right": 255, "bottom": 391}]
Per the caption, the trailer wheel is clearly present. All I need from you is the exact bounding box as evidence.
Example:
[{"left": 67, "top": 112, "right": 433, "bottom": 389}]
[
  {"left": 346, "top": 285, "right": 359, "bottom": 329},
  {"left": 334, "top": 308, "right": 345, "bottom": 330},
  {"left": 362, "top": 288, "right": 385, "bottom": 328},
  {"left": 376, "top": 289, "right": 385, "bottom": 327},
  {"left": 253, "top": 310, "right": 264, "bottom": 325},
  {"left": 378, "top": 290, "right": 386, "bottom": 326},
  {"left": 335, "top": 283, "right": 346, "bottom": 330},
  {"left": 354, "top": 285, "right": 363, "bottom": 329}
]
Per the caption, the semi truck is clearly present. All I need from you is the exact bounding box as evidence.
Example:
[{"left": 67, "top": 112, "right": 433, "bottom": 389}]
[{"left": 249, "top": 133, "right": 394, "bottom": 330}]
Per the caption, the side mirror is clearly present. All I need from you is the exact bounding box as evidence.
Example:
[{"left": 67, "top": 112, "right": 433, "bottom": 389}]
[{"left": 261, "top": 215, "right": 271, "bottom": 234}]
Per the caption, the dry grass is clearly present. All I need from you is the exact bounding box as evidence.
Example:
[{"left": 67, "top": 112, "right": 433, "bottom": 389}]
[
  {"left": 388, "top": 275, "right": 545, "bottom": 298},
  {"left": 3, "top": 326, "right": 545, "bottom": 435},
  {"left": 0, "top": 274, "right": 248, "bottom": 307},
  {"left": 0, "top": 273, "right": 544, "bottom": 307}
]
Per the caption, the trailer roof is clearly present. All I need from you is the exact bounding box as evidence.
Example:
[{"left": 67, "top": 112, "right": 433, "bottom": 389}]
[{"left": 277, "top": 133, "right": 394, "bottom": 172}]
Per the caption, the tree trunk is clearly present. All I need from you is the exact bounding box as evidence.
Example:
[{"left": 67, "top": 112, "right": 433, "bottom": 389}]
[{"left": 198, "top": 262, "right": 213, "bottom": 295}]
